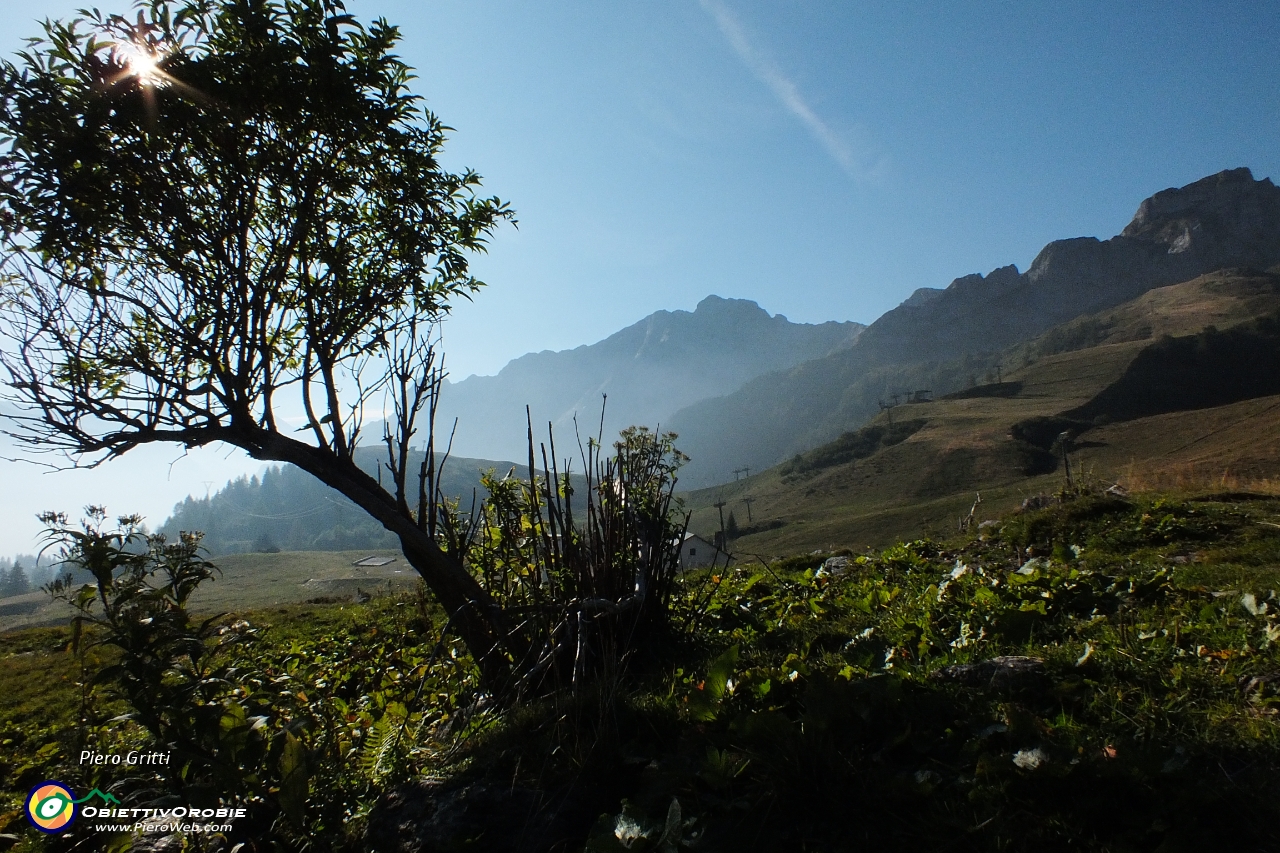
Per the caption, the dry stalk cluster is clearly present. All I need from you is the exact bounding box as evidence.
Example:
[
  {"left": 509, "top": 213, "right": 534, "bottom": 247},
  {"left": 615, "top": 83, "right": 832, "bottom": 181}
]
[{"left": 453, "top": 415, "right": 690, "bottom": 700}]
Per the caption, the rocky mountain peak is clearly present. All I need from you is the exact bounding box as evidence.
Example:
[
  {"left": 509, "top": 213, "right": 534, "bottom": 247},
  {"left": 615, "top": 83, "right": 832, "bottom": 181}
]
[
  {"left": 900, "top": 287, "right": 943, "bottom": 307},
  {"left": 435, "top": 296, "right": 863, "bottom": 461},
  {"left": 691, "top": 294, "right": 790, "bottom": 323},
  {"left": 1120, "top": 167, "right": 1280, "bottom": 254},
  {"left": 946, "top": 264, "right": 1021, "bottom": 294}
]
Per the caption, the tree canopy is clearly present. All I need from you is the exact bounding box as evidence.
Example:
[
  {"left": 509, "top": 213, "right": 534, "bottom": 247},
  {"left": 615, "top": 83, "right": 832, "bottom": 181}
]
[
  {"left": 1, "top": 0, "right": 511, "bottom": 460},
  {"left": 0, "top": 0, "right": 516, "bottom": 679}
]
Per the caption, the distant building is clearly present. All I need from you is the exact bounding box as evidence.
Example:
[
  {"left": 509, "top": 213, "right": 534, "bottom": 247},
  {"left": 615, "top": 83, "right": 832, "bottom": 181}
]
[
  {"left": 352, "top": 555, "right": 397, "bottom": 567},
  {"left": 678, "top": 533, "right": 731, "bottom": 570}
]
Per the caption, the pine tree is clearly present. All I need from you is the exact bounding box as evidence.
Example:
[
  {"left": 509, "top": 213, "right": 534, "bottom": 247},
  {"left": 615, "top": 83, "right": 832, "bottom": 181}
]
[{"left": 1, "top": 562, "right": 29, "bottom": 597}]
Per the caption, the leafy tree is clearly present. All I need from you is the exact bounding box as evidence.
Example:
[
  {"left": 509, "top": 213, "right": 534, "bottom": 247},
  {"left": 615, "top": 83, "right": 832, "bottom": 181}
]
[
  {"left": 0, "top": 1, "right": 518, "bottom": 683},
  {"left": 725, "top": 510, "right": 739, "bottom": 540}
]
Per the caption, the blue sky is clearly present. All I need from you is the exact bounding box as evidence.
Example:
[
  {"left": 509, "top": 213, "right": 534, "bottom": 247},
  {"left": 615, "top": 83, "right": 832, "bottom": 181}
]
[
  {"left": 384, "top": 0, "right": 1280, "bottom": 375},
  {"left": 1, "top": 0, "right": 1278, "bottom": 554}
]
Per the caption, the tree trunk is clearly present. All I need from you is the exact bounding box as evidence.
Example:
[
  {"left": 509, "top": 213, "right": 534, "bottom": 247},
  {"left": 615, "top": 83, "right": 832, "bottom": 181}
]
[{"left": 235, "top": 426, "right": 518, "bottom": 691}]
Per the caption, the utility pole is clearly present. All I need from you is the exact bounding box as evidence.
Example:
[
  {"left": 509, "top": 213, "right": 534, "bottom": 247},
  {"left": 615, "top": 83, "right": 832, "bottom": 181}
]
[
  {"left": 741, "top": 495, "right": 755, "bottom": 523},
  {"left": 713, "top": 498, "right": 727, "bottom": 549},
  {"left": 741, "top": 466, "right": 750, "bottom": 479},
  {"left": 732, "top": 467, "right": 743, "bottom": 481}
]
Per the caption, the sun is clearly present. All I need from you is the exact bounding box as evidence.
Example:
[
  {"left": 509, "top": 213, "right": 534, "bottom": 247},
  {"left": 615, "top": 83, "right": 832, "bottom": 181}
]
[{"left": 118, "top": 42, "right": 165, "bottom": 87}]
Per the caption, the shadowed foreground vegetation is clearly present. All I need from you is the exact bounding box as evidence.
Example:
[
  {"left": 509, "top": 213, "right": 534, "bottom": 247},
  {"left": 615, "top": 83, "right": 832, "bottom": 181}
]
[{"left": 3, "top": 488, "right": 1279, "bottom": 851}]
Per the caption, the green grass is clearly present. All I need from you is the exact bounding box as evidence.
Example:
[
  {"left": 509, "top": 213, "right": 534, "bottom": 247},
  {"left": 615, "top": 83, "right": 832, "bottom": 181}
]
[
  {"left": 0, "top": 588, "right": 450, "bottom": 849},
  {"left": 188, "top": 548, "right": 417, "bottom": 613},
  {"left": 2, "top": 490, "right": 1279, "bottom": 850}
]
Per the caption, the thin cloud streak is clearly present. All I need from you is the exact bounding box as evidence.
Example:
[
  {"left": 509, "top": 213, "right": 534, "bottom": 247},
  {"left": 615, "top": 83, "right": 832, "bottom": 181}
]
[{"left": 699, "top": 0, "right": 885, "bottom": 182}]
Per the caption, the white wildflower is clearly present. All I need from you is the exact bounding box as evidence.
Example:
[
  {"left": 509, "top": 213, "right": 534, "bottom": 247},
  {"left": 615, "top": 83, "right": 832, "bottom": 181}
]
[
  {"left": 614, "top": 814, "right": 646, "bottom": 847},
  {"left": 843, "top": 627, "right": 875, "bottom": 651},
  {"left": 1017, "top": 558, "right": 1048, "bottom": 575},
  {"left": 1264, "top": 623, "right": 1280, "bottom": 646},
  {"left": 1012, "top": 747, "right": 1047, "bottom": 770},
  {"left": 950, "top": 621, "right": 975, "bottom": 650}
]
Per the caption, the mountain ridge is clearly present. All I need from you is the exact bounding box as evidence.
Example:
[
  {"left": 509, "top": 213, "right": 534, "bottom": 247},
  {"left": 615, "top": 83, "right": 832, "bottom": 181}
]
[
  {"left": 666, "top": 168, "right": 1280, "bottom": 486},
  {"left": 435, "top": 295, "right": 864, "bottom": 460}
]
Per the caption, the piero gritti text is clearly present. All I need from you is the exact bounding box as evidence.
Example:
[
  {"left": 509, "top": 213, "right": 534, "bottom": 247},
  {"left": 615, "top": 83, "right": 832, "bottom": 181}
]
[{"left": 80, "top": 749, "right": 172, "bottom": 766}]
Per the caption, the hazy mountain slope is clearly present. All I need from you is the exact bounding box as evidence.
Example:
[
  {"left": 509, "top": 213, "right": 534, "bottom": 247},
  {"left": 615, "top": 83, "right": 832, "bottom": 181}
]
[
  {"left": 669, "top": 169, "right": 1280, "bottom": 487},
  {"left": 435, "top": 295, "right": 863, "bottom": 461},
  {"left": 679, "top": 269, "right": 1280, "bottom": 554}
]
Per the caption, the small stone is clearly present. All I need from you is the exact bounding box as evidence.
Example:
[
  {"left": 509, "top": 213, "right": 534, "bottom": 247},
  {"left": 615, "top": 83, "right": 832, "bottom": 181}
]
[{"left": 816, "top": 556, "right": 851, "bottom": 578}]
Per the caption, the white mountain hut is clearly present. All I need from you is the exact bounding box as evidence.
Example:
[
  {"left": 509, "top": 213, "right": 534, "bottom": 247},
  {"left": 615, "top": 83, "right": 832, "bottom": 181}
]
[{"left": 677, "top": 533, "right": 731, "bottom": 570}]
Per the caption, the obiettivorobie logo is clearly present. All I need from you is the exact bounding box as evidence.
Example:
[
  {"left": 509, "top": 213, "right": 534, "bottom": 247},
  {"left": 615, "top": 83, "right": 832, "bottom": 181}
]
[
  {"left": 24, "top": 782, "right": 120, "bottom": 834},
  {"left": 24, "top": 782, "right": 247, "bottom": 836}
]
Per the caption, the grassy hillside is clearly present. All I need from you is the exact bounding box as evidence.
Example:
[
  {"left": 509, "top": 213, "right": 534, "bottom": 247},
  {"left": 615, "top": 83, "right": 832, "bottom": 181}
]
[
  {"left": 0, "top": 549, "right": 416, "bottom": 632},
  {"left": 682, "top": 270, "right": 1280, "bottom": 557}
]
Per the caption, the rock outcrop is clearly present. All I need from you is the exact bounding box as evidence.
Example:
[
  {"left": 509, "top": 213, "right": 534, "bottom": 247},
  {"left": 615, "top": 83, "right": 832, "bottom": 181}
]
[{"left": 852, "top": 168, "right": 1280, "bottom": 367}]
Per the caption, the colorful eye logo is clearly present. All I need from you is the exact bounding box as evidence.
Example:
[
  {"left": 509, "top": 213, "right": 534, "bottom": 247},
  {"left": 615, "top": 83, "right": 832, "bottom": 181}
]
[{"left": 25, "top": 781, "right": 77, "bottom": 833}]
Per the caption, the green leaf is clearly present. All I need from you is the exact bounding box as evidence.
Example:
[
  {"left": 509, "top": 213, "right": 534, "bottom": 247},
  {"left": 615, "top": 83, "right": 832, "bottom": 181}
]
[
  {"left": 687, "top": 645, "right": 739, "bottom": 722},
  {"left": 704, "top": 645, "right": 739, "bottom": 703},
  {"left": 277, "top": 731, "right": 309, "bottom": 828}
]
